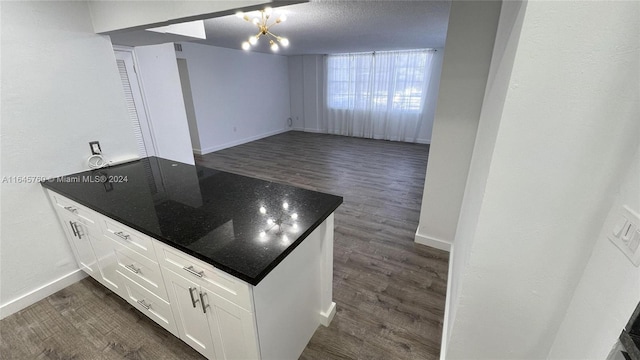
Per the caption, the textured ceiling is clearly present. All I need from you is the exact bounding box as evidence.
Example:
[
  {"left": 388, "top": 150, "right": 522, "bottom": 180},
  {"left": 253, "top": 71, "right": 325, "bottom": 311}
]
[{"left": 109, "top": 1, "right": 451, "bottom": 55}]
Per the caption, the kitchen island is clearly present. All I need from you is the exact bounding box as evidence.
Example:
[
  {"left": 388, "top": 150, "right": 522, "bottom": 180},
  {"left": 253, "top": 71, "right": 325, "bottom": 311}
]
[{"left": 41, "top": 156, "right": 342, "bottom": 360}]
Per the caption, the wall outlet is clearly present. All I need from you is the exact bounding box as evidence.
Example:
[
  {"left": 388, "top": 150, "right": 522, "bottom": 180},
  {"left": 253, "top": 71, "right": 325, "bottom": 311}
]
[
  {"left": 609, "top": 205, "right": 640, "bottom": 267},
  {"left": 89, "top": 141, "right": 101, "bottom": 155}
]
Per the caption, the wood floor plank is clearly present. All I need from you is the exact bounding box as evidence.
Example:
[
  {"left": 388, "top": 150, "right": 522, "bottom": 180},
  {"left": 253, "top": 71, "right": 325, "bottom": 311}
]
[
  {"left": 0, "top": 131, "right": 448, "bottom": 360},
  {"left": 195, "top": 132, "right": 449, "bottom": 360}
]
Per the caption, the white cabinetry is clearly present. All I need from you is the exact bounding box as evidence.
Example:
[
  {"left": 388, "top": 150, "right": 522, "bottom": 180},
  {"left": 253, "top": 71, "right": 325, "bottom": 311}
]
[
  {"left": 163, "top": 268, "right": 216, "bottom": 358},
  {"left": 56, "top": 209, "right": 99, "bottom": 278},
  {"left": 49, "top": 192, "right": 110, "bottom": 289},
  {"left": 47, "top": 189, "right": 335, "bottom": 360},
  {"left": 158, "top": 245, "right": 260, "bottom": 360},
  {"left": 119, "top": 273, "right": 177, "bottom": 336}
]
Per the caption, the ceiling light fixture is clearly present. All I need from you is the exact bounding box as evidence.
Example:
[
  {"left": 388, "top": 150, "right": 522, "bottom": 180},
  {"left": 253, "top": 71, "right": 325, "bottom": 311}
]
[{"left": 237, "top": 7, "right": 289, "bottom": 52}]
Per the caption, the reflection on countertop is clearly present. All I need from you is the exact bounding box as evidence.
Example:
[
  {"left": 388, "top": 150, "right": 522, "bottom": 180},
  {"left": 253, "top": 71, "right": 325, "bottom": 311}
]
[{"left": 42, "top": 156, "right": 343, "bottom": 285}]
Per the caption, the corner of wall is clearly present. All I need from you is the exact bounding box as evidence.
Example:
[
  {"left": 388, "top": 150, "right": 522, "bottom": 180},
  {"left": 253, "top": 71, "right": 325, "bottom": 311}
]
[
  {"left": 414, "top": 230, "right": 452, "bottom": 252},
  {"left": 0, "top": 270, "right": 87, "bottom": 320}
]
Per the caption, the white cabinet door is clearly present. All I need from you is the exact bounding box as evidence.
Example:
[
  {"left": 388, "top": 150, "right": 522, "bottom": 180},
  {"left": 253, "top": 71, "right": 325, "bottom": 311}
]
[
  {"left": 163, "top": 269, "right": 217, "bottom": 359},
  {"left": 204, "top": 291, "right": 260, "bottom": 360},
  {"left": 89, "top": 232, "right": 123, "bottom": 296},
  {"left": 58, "top": 211, "right": 99, "bottom": 278}
]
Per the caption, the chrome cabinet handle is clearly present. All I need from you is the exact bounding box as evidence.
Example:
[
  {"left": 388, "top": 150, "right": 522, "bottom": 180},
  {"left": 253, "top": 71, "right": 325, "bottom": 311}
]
[
  {"left": 183, "top": 265, "right": 204, "bottom": 278},
  {"left": 125, "top": 264, "right": 140, "bottom": 274},
  {"left": 114, "top": 231, "right": 130, "bottom": 241},
  {"left": 188, "top": 287, "right": 200, "bottom": 308},
  {"left": 64, "top": 206, "right": 78, "bottom": 214},
  {"left": 137, "top": 299, "right": 151, "bottom": 310},
  {"left": 70, "top": 221, "right": 83, "bottom": 239},
  {"left": 199, "top": 292, "right": 209, "bottom": 314},
  {"left": 75, "top": 223, "right": 84, "bottom": 240},
  {"left": 69, "top": 221, "right": 78, "bottom": 237}
]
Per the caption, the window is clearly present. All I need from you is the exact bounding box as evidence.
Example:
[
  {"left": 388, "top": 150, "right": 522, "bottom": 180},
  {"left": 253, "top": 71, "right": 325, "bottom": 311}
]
[{"left": 326, "top": 49, "right": 433, "bottom": 112}]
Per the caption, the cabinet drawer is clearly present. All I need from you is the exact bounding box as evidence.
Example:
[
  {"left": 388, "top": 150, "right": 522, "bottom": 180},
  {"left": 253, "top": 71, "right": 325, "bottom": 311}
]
[
  {"left": 48, "top": 192, "right": 98, "bottom": 230},
  {"left": 102, "top": 219, "right": 156, "bottom": 261},
  {"left": 155, "top": 243, "right": 252, "bottom": 311},
  {"left": 120, "top": 274, "right": 178, "bottom": 337},
  {"left": 114, "top": 242, "right": 168, "bottom": 301}
]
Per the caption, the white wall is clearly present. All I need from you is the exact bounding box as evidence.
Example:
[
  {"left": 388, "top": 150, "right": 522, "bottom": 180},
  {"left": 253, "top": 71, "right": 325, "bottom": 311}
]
[
  {"left": 287, "top": 51, "right": 444, "bottom": 142},
  {"left": 287, "top": 56, "right": 305, "bottom": 130},
  {"left": 177, "top": 42, "right": 291, "bottom": 154},
  {"left": 87, "top": 0, "right": 282, "bottom": 33},
  {"left": 0, "top": 1, "right": 139, "bottom": 317},
  {"left": 446, "top": 1, "right": 640, "bottom": 358},
  {"left": 445, "top": 0, "right": 526, "bottom": 350},
  {"left": 287, "top": 55, "right": 325, "bottom": 133},
  {"left": 177, "top": 58, "right": 201, "bottom": 151},
  {"left": 420, "top": 50, "right": 444, "bottom": 143},
  {"left": 301, "top": 55, "right": 325, "bottom": 133},
  {"left": 549, "top": 146, "right": 640, "bottom": 359},
  {"left": 134, "top": 43, "right": 195, "bottom": 165},
  {"left": 414, "top": 1, "right": 502, "bottom": 250}
]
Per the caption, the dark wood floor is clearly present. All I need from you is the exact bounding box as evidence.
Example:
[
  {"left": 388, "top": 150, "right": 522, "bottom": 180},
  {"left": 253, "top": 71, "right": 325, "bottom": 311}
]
[{"left": 0, "top": 131, "right": 448, "bottom": 360}]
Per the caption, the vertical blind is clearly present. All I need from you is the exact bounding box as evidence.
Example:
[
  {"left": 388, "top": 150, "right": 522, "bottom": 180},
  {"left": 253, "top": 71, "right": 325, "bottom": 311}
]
[{"left": 117, "top": 59, "right": 148, "bottom": 158}]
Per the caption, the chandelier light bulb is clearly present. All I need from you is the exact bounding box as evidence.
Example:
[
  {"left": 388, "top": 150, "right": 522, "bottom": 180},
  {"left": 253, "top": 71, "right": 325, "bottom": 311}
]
[
  {"left": 282, "top": 202, "right": 289, "bottom": 209},
  {"left": 291, "top": 213, "right": 298, "bottom": 220},
  {"left": 259, "top": 206, "right": 266, "bottom": 214},
  {"left": 267, "top": 218, "right": 274, "bottom": 225},
  {"left": 239, "top": 8, "right": 289, "bottom": 52}
]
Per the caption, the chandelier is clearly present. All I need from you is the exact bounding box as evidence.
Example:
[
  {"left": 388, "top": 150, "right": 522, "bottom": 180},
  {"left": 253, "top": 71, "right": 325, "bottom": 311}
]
[{"left": 237, "top": 7, "right": 289, "bottom": 52}]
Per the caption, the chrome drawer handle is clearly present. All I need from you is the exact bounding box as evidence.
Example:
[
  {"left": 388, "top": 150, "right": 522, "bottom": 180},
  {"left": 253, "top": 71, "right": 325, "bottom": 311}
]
[
  {"left": 137, "top": 299, "right": 151, "bottom": 310},
  {"left": 114, "top": 231, "right": 130, "bottom": 241},
  {"left": 64, "top": 206, "right": 78, "bottom": 214},
  {"left": 125, "top": 264, "right": 140, "bottom": 274},
  {"left": 188, "top": 287, "right": 200, "bottom": 308},
  {"left": 183, "top": 265, "right": 204, "bottom": 278}
]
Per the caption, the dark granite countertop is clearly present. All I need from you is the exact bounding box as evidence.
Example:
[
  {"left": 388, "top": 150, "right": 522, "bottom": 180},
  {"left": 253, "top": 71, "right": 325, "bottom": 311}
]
[
  {"left": 621, "top": 302, "right": 640, "bottom": 360},
  {"left": 42, "top": 157, "right": 342, "bottom": 286}
]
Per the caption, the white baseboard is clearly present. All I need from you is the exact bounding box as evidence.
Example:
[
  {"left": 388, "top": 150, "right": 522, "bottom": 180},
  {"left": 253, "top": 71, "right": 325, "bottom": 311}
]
[
  {"left": 440, "top": 244, "right": 454, "bottom": 360},
  {"left": 0, "top": 269, "right": 87, "bottom": 319},
  {"left": 198, "top": 128, "right": 289, "bottom": 155},
  {"left": 416, "top": 138, "right": 432, "bottom": 144},
  {"left": 319, "top": 301, "right": 336, "bottom": 327},
  {"left": 414, "top": 231, "right": 452, "bottom": 252},
  {"left": 302, "top": 128, "right": 325, "bottom": 134}
]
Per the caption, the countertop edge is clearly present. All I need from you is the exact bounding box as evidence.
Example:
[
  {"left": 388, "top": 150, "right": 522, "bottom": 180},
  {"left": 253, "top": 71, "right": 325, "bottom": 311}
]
[
  {"left": 41, "top": 183, "right": 342, "bottom": 286},
  {"left": 621, "top": 330, "right": 640, "bottom": 360}
]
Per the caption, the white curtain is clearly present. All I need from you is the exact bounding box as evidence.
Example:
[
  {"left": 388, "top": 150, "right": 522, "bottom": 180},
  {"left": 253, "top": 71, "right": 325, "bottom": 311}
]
[{"left": 324, "top": 49, "right": 435, "bottom": 142}]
